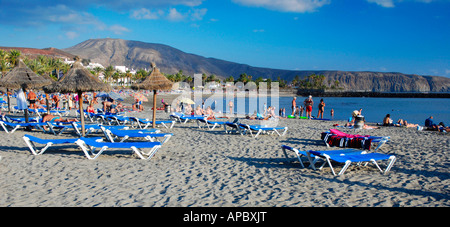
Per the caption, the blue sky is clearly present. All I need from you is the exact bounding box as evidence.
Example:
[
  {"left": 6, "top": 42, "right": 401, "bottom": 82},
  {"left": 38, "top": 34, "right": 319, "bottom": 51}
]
[{"left": 0, "top": 0, "right": 449, "bottom": 77}]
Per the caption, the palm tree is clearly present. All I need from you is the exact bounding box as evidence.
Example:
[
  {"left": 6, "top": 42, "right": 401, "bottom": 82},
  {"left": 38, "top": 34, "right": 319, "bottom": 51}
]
[
  {"left": 60, "top": 62, "right": 71, "bottom": 76},
  {"left": 225, "top": 76, "right": 234, "bottom": 83},
  {"left": 103, "top": 65, "right": 115, "bottom": 83},
  {"left": 185, "top": 76, "right": 193, "bottom": 86},
  {"left": 206, "top": 74, "right": 216, "bottom": 82},
  {"left": 125, "top": 70, "right": 132, "bottom": 86},
  {"left": 8, "top": 49, "right": 21, "bottom": 66},
  {"left": 24, "top": 58, "right": 42, "bottom": 74},
  {"left": 48, "top": 58, "right": 63, "bottom": 80},
  {"left": 0, "top": 49, "right": 9, "bottom": 78}
]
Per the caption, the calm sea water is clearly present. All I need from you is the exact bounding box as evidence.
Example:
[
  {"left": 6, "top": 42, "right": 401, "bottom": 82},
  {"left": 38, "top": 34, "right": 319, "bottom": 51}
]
[{"left": 206, "top": 96, "right": 450, "bottom": 125}]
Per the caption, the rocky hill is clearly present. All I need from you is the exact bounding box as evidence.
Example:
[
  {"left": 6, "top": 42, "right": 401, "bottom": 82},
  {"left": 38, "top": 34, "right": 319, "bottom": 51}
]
[
  {"left": 0, "top": 46, "right": 75, "bottom": 59},
  {"left": 62, "top": 38, "right": 450, "bottom": 93},
  {"left": 4, "top": 38, "right": 449, "bottom": 93}
]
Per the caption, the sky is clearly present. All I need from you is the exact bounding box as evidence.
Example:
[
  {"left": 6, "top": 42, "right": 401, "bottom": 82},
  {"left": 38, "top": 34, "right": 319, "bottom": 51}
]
[{"left": 0, "top": 0, "right": 449, "bottom": 77}]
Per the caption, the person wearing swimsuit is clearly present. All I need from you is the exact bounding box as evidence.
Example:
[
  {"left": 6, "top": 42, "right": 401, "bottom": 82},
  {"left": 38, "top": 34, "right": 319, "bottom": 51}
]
[{"left": 304, "top": 95, "right": 314, "bottom": 119}]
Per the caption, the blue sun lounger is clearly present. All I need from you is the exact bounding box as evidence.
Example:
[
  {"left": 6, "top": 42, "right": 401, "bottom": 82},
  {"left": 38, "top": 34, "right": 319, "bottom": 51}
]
[
  {"left": 22, "top": 134, "right": 102, "bottom": 156},
  {"left": 45, "top": 122, "right": 75, "bottom": 135},
  {"left": 322, "top": 129, "right": 390, "bottom": 151},
  {"left": 281, "top": 145, "right": 396, "bottom": 175},
  {"left": 281, "top": 145, "right": 365, "bottom": 169},
  {"left": 196, "top": 117, "right": 226, "bottom": 130},
  {"left": 75, "top": 137, "right": 162, "bottom": 160},
  {"left": 223, "top": 121, "right": 246, "bottom": 135},
  {"left": 307, "top": 149, "right": 396, "bottom": 176},
  {"left": 0, "top": 120, "right": 47, "bottom": 133},
  {"left": 70, "top": 122, "right": 129, "bottom": 137},
  {"left": 100, "top": 126, "right": 172, "bottom": 144},
  {"left": 4, "top": 116, "right": 40, "bottom": 123},
  {"left": 130, "top": 117, "right": 176, "bottom": 129},
  {"left": 105, "top": 115, "right": 133, "bottom": 125},
  {"left": 238, "top": 123, "right": 288, "bottom": 138},
  {"left": 170, "top": 112, "right": 205, "bottom": 123}
]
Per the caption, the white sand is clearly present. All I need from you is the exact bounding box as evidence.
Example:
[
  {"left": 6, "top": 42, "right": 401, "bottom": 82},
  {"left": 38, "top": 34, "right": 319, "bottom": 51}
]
[{"left": 0, "top": 94, "right": 449, "bottom": 207}]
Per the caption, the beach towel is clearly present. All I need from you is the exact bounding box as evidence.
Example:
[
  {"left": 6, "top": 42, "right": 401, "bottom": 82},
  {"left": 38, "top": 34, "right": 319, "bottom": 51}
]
[
  {"left": 329, "top": 129, "right": 370, "bottom": 138},
  {"left": 321, "top": 131, "right": 372, "bottom": 150},
  {"left": 326, "top": 135, "right": 372, "bottom": 150}
]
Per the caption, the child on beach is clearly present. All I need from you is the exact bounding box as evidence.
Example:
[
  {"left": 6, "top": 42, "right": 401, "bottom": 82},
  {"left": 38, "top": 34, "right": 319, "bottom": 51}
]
[{"left": 291, "top": 97, "right": 296, "bottom": 115}]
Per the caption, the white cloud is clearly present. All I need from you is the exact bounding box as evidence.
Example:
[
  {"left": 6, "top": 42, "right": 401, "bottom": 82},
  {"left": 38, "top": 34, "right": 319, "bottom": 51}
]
[
  {"left": 65, "top": 31, "right": 79, "bottom": 39},
  {"left": 366, "top": 0, "right": 439, "bottom": 8},
  {"left": 232, "top": 0, "right": 331, "bottom": 13},
  {"left": 253, "top": 29, "right": 265, "bottom": 33},
  {"left": 108, "top": 25, "right": 131, "bottom": 35},
  {"left": 367, "top": 0, "right": 395, "bottom": 7},
  {"left": 131, "top": 7, "right": 208, "bottom": 21},
  {"left": 131, "top": 8, "right": 165, "bottom": 20},
  {"left": 190, "top": 8, "right": 208, "bottom": 21},
  {"left": 167, "top": 8, "right": 186, "bottom": 21}
]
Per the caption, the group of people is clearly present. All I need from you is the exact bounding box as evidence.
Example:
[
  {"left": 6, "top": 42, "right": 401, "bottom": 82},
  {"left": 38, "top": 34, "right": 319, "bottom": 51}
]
[
  {"left": 25, "top": 90, "right": 100, "bottom": 111},
  {"left": 247, "top": 106, "right": 280, "bottom": 120},
  {"left": 291, "top": 96, "right": 331, "bottom": 119},
  {"left": 382, "top": 114, "right": 419, "bottom": 128},
  {"left": 381, "top": 114, "right": 449, "bottom": 132},
  {"left": 424, "top": 116, "right": 449, "bottom": 132}
]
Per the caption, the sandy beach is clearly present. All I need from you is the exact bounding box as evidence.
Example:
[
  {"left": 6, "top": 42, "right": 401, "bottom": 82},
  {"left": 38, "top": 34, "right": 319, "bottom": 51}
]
[{"left": 0, "top": 93, "right": 449, "bottom": 207}]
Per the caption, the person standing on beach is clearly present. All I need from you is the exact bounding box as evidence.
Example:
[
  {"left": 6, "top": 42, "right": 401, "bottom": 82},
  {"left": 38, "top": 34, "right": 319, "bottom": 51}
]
[
  {"left": 228, "top": 100, "right": 234, "bottom": 115},
  {"left": 27, "top": 89, "right": 37, "bottom": 109},
  {"left": 291, "top": 97, "right": 297, "bottom": 115},
  {"left": 304, "top": 95, "right": 313, "bottom": 119},
  {"left": 317, "top": 99, "right": 325, "bottom": 119}
]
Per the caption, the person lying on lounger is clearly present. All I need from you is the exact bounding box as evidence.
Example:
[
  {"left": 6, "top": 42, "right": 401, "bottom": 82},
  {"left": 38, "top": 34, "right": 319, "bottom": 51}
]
[
  {"left": 41, "top": 113, "right": 78, "bottom": 123},
  {"left": 396, "top": 119, "right": 419, "bottom": 128}
]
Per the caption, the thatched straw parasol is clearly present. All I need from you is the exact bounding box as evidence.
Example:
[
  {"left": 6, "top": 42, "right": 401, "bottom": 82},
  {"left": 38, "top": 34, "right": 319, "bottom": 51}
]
[
  {"left": 0, "top": 59, "right": 54, "bottom": 90},
  {"left": 44, "top": 58, "right": 111, "bottom": 136},
  {"left": 132, "top": 62, "right": 173, "bottom": 128},
  {"left": 0, "top": 59, "right": 54, "bottom": 121}
]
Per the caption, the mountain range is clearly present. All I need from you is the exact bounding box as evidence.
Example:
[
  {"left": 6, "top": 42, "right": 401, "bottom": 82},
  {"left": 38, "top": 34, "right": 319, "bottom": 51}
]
[{"left": 3, "top": 38, "right": 450, "bottom": 92}]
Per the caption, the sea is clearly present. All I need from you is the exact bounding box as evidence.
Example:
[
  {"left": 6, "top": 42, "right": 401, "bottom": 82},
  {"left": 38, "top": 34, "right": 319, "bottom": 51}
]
[{"left": 204, "top": 96, "right": 450, "bottom": 125}]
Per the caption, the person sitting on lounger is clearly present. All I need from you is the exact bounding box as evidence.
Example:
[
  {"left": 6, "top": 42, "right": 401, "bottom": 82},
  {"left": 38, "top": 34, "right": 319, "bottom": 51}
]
[
  {"left": 110, "top": 101, "right": 119, "bottom": 114},
  {"left": 195, "top": 106, "right": 204, "bottom": 116},
  {"left": 86, "top": 103, "right": 96, "bottom": 114},
  {"left": 205, "top": 106, "right": 216, "bottom": 120},
  {"left": 42, "top": 113, "right": 78, "bottom": 123}
]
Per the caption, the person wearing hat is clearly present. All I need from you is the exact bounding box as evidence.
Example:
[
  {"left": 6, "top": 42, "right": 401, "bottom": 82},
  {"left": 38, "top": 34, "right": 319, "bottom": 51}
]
[{"left": 303, "top": 95, "right": 314, "bottom": 119}]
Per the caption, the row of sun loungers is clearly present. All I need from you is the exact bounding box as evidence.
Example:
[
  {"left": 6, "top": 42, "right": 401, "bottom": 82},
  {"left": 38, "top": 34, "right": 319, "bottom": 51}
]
[
  {"left": 2, "top": 110, "right": 397, "bottom": 175},
  {"left": 173, "top": 112, "right": 289, "bottom": 138},
  {"left": 20, "top": 121, "right": 172, "bottom": 160},
  {"left": 223, "top": 121, "right": 288, "bottom": 138},
  {"left": 1, "top": 110, "right": 175, "bottom": 160}
]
